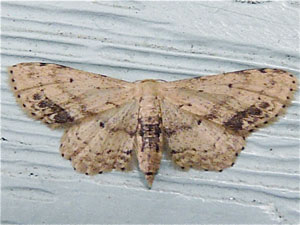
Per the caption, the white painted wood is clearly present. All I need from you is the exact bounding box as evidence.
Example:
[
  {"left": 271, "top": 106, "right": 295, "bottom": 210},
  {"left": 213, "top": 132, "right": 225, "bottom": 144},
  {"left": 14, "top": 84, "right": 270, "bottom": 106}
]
[{"left": 1, "top": 1, "right": 299, "bottom": 224}]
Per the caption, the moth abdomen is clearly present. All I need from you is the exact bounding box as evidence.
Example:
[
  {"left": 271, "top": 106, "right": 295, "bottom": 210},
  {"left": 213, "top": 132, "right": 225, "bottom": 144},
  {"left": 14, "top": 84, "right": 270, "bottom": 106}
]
[
  {"left": 140, "top": 123, "right": 161, "bottom": 138},
  {"left": 136, "top": 93, "right": 163, "bottom": 187}
]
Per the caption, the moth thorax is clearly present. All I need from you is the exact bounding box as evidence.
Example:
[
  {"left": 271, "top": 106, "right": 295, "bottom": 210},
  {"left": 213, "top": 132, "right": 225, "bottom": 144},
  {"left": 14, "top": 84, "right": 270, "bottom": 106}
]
[{"left": 135, "top": 80, "right": 162, "bottom": 97}]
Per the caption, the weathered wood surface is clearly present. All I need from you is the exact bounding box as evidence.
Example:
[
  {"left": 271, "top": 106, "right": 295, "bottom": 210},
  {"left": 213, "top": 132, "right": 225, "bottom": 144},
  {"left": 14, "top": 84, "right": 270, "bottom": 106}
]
[{"left": 1, "top": 1, "right": 299, "bottom": 224}]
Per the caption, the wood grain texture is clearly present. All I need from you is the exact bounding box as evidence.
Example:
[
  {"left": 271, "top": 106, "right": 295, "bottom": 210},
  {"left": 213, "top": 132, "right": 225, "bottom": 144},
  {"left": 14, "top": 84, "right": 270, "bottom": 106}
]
[{"left": 1, "top": 1, "right": 299, "bottom": 224}]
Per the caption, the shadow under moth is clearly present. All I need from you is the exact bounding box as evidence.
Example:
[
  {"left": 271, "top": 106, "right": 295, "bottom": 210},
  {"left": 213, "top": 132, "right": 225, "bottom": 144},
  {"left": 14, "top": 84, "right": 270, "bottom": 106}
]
[{"left": 8, "top": 62, "right": 298, "bottom": 187}]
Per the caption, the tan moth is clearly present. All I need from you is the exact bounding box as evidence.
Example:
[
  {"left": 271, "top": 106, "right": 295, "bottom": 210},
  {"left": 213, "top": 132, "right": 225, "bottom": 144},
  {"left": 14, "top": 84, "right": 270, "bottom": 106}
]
[{"left": 8, "top": 62, "right": 298, "bottom": 187}]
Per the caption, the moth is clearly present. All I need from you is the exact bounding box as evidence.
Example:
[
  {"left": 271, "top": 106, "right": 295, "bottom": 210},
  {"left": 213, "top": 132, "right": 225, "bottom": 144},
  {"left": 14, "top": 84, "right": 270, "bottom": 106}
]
[{"left": 8, "top": 62, "right": 298, "bottom": 187}]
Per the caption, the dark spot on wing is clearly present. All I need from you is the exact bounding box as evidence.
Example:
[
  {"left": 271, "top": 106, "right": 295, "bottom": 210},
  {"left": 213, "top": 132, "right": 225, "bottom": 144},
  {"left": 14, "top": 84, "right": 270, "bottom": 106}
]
[
  {"left": 54, "top": 111, "right": 74, "bottom": 123},
  {"left": 224, "top": 113, "right": 244, "bottom": 131},
  {"left": 37, "top": 98, "right": 74, "bottom": 123},
  {"left": 33, "top": 93, "right": 41, "bottom": 100},
  {"left": 247, "top": 106, "right": 262, "bottom": 116},
  {"left": 99, "top": 122, "right": 105, "bottom": 128},
  {"left": 259, "top": 102, "right": 270, "bottom": 109},
  {"left": 224, "top": 106, "right": 262, "bottom": 131},
  {"left": 38, "top": 99, "right": 54, "bottom": 108}
]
